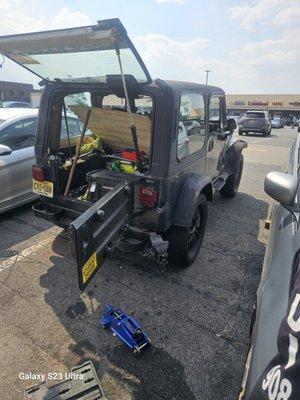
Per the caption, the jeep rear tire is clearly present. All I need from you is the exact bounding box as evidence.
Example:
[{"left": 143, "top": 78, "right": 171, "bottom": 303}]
[
  {"left": 220, "top": 155, "right": 244, "bottom": 198},
  {"left": 166, "top": 193, "right": 207, "bottom": 266}
]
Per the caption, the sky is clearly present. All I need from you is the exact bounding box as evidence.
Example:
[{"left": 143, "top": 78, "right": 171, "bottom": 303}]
[{"left": 0, "top": 0, "right": 299, "bottom": 93}]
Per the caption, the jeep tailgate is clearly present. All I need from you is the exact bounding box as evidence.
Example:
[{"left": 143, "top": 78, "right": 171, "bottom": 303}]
[{"left": 70, "top": 180, "right": 132, "bottom": 291}]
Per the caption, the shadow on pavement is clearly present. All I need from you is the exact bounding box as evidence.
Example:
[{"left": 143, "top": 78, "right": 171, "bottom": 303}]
[
  {"left": 0, "top": 200, "right": 50, "bottom": 259},
  {"left": 39, "top": 191, "right": 269, "bottom": 400}
]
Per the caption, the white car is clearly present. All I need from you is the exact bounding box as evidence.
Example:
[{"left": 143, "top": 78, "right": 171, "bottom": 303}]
[{"left": 0, "top": 108, "right": 84, "bottom": 213}]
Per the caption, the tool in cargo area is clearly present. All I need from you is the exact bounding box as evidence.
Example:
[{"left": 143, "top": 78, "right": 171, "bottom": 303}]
[
  {"left": 24, "top": 361, "right": 106, "bottom": 400},
  {"left": 115, "top": 46, "right": 143, "bottom": 172},
  {"left": 64, "top": 108, "right": 91, "bottom": 196},
  {"left": 100, "top": 304, "right": 150, "bottom": 355}
]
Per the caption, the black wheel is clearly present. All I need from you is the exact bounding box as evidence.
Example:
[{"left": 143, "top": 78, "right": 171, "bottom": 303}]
[
  {"left": 238, "top": 129, "right": 243, "bottom": 136},
  {"left": 220, "top": 155, "right": 244, "bottom": 198},
  {"left": 166, "top": 193, "right": 207, "bottom": 266}
]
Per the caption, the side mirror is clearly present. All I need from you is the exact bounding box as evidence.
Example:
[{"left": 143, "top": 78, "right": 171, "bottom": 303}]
[
  {"left": 226, "top": 117, "right": 237, "bottom": 132},
  {"left": 264, "top": 171, "right": 298, "bottom": 206},
  {"left": 0, "top": 144, "right": 12, "bottom": 156}
]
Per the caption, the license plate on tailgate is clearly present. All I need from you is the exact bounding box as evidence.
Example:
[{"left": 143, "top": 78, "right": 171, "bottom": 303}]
[{"left": 32, "top": 179, "right": 53, "bottom": 197}]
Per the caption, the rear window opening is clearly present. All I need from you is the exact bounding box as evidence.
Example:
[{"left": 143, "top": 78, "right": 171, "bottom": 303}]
[{"left": 47, "top": 89, "right": 153, "bottom": 203}]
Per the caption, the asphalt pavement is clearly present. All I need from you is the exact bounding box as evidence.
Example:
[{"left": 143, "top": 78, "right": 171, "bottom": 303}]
[{"left": 0, "top": 127, "right": 298, "bottom": 400}]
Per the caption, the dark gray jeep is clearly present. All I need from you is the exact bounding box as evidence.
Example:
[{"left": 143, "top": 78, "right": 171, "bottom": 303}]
[{"left": 0, "top": 19, "right": 247, "bottom": 290}]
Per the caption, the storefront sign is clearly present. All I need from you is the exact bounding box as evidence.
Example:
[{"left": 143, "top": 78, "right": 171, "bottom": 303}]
[
  {"left": 272, "top": 101, "right": 283, "bottom": 106},
  {"left": 248, "top": 101, "right": 268, "bottom": 106},
  {"left": 289, "top": 102, "right": 300, "bottom": 107},
  {"left": 234, "top": 101, "right": 245, "bottom": 106}
]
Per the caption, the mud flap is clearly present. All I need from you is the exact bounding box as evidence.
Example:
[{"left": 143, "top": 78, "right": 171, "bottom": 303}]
[{"left": 70, "top": 181, "right": 132, "bottom": 291}]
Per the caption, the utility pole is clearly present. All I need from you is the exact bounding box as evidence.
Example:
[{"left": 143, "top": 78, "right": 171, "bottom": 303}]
[{"left": 205, "top": 70, "right": 210, "bottom": 85}]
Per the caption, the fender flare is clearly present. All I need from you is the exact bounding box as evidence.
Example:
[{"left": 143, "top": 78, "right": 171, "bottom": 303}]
[
  {"left": 172, "top": 174, "right": 212, "bottom": 228},
  {"left": 222, "top": 139, "right": 247, "bottom": 176}
]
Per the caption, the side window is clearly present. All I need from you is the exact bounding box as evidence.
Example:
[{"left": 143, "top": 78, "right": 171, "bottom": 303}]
[
  {"left": 0, "top": 118, "right": 36, "bottom": 150},
  {"left": 177, "top": 92, "right": 206, "bottom": 160},
  {"left": 208, "top": 96, "right": 222, "bottom": 133}
]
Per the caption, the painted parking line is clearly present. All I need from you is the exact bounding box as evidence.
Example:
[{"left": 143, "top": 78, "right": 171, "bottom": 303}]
[
  {"left": 251, "top": 137, "right": 275, "bottom": 144},
  {"left": 247, "top": 148, "right": 267, "bottom": 152},
  {"left": 0, "top": 233, "right": 55, "bottom": 273}
]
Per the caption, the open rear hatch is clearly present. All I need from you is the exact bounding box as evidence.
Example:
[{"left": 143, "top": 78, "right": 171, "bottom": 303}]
[{"left": 0, "top": 18, "right": 151, "bottom": 84}]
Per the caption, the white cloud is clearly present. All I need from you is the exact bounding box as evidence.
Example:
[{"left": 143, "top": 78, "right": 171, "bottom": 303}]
[
  {"left": 50, "top": 7, "right": 92, "bottom": 29},
  {"left": 0, "top": 2, "right": 91, "bottom": 34},
  {"left": 273, "top": 6, "right": 300, "bottom": 26},
  {"left": 133, "top": 28, "right": 300, "bottom": 92},
  {"left": 230, "top": 0, "right": 300, "bottom": 30},
  {"left": 155, "top": 0, "right": 185, "bottom": 3}
]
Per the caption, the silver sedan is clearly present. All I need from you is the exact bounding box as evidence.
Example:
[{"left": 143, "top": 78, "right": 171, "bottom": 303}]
[
  {"left": 0, "top": 109, "right": 38, "bottom": 213},
  {"left": 0, "top": 108, "right": 84, "bottom": 214}
]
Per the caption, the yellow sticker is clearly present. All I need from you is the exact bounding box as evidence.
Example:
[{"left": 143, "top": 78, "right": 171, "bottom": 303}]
[{"left": 82, "top": 252, "right": 98, "bottom": 284}]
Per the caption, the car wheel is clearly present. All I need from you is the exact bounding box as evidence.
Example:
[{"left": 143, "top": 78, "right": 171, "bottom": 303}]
[
  {"left": 166, "top": 193, "right": 207, "bottom": 266},
  {"left": 220, "top": 155, "right": 244, "bottom": 198},
  {"left": 238, "top": 129, "right": 243, "bottom": 136}
]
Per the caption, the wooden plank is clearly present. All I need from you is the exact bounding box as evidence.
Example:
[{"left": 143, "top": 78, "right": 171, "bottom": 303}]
[{"left": 70, "top": 105, "right": 151, "bottom": 152}]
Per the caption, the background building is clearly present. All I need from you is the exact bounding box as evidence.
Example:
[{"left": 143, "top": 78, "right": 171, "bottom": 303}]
[
  {"left": 0, "top": 80, "right": 34, "bottom": 103},
  {"left": 226, "top": 94, "right": 300, "bottom": 118}
]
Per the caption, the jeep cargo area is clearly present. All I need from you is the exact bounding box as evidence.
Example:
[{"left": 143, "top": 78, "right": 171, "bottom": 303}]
[{"left": 0, "top": 18, "right": 247, "bottom": 290}]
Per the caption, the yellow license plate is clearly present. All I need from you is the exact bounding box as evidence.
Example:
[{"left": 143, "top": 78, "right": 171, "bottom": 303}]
[
  {"left": 82, "top": 252, "right": 98, "bottom": 284},
  {"left": 32, "top": 179, "right": 54, "bottom": 198}
]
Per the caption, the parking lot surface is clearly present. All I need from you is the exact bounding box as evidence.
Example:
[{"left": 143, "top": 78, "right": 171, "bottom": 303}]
[{"left": 0, "top": 127, "right": 297, "bottom": 400}]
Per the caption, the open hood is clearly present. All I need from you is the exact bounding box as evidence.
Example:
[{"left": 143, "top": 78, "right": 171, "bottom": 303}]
[{"left": 0, "top": 18, "right": 151, "bottom": 84}]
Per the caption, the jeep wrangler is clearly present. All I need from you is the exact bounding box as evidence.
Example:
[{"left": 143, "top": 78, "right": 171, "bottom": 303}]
[{"left": 0, "top": 19, "right": 247, "bottom": 290}]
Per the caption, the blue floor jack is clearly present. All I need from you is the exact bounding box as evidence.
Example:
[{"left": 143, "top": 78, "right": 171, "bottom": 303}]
[{"left": 100, "top": 304, "right": 150, "bottom": 355}]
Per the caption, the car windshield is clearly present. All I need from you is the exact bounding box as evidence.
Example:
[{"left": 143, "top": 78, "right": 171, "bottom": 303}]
[{"left": 245, "top": 112, "right": 265, "bottom": 118}]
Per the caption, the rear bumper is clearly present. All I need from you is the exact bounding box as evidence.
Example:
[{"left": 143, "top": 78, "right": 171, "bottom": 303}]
[
  {"left": 33, "top": 202, "right": 65, "bottom": 224},
  {"left": 239, "top": 127, "right": 265, "bottom": 133}
]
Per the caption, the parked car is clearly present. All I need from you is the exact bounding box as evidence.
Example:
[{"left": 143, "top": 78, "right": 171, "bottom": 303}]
[
  {"left": 238, "top": 133, "right": 300, "bottom": 399},
  {"left": 0, "top": 19, "right": 246, "bottom": 291},
  {"left": 177, "top": 121, "right": 189, "bottom": 159},
  {"left": 0, "top": 100, "right": 32, "bottom": 108},
  {"left": 271, "top": 116, "right": 284, "bottom": 128},
  {"left": 239, "top": 110, "right": 272, "bottom": 136},
  {"left": 0, "top": 108, "right": 85, "bottom": 214},
  {"left": 183, "top": 119, "right": 201, "bottom": 135},
  {"left": 284, "top": 116, "right": 295, "bottom": 127}
]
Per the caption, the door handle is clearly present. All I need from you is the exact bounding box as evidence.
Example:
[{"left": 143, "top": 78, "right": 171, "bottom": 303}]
[{"left": 208, "top": 139, "right": 214, "bottom": 151}]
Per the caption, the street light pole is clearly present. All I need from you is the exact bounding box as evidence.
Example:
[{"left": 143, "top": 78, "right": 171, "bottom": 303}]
[{"left": 205, "top": 70, "right": 210, "bottom": 85}]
